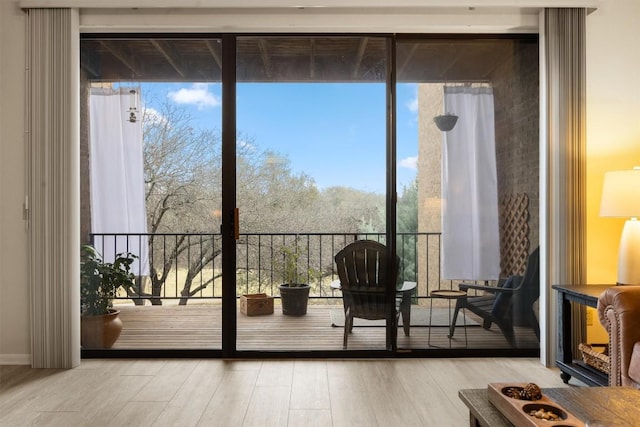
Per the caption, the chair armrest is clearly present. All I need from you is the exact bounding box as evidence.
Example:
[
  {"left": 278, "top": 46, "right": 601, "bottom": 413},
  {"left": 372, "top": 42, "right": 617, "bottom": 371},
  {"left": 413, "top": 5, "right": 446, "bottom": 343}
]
[
  {"left": 459, "top": 283, "right": 516, "bottom": 294},
  {"left": 597, "top": 286, "right": 640, "bottom": 386}
]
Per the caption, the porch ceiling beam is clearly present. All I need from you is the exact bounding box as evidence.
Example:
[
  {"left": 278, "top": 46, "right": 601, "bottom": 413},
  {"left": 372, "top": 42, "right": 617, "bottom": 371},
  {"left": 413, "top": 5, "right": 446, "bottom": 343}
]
[
  {"left": 150, "top": 40, "right": 186, "bottom": 78},
  {"left": 99, "top": 41, "right": 143, "bottom": 77},
  {"left": 309, "top": 39, "right": 316, "bottom": 79},
  {"left": 80, "top": 47, "right": 100, "bottom": 78},
  {"left": 258, "top": 39, "right": 273, "bottom": 79},
  {"left": 438, "top": 46, "right": 465, "bottom": 80},
  {"left": 205, "top": 40, "right": 223, "bottom": 70},
  {"left": 352, "top": 37, "right": 368, "bottom": 79},
  {"left": 397, "top": 44, "right": 418, "bottom": 78}
]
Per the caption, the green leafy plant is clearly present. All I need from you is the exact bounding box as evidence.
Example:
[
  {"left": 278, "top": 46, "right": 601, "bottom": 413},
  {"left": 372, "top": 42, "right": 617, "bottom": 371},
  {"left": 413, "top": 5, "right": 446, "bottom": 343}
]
[
  {"left": 80, "top": 245, "right": 137, "bottom": 316},
  {"left": 276, "top": 245, "right": 320, "bottom": 287}
]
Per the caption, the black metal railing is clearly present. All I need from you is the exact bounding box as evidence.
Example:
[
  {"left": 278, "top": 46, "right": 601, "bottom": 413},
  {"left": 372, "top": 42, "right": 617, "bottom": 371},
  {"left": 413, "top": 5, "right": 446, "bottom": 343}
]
[{"left": 90, "top": 232, "right": 445, "bottom": 304}]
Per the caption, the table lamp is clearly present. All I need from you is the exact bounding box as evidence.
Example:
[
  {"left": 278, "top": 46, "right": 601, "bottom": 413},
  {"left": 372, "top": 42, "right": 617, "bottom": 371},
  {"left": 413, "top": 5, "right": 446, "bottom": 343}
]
[{"left": 600, "top": 167, "right": 640, "bottom": 285}]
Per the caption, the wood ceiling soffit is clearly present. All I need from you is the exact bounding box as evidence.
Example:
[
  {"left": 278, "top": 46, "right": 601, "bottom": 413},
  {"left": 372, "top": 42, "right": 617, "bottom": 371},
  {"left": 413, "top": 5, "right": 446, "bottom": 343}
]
[
  {"left": 150, "top": 40, "right": 187, "bottom": 78},
  {"left": 309, "top": 39, "right": 316, "bottom": 79},
  {"left": 99, "top": 41, "right": 143, "bottom": 78},
  {"left": 258, "top": 39, "right": 273, "bottom": 79},
  {"left": 80, "top": 47, "right": 100, "bottom": 79},
  {"left": 204, "top": 40, "right": 222, "bottom": 69},
  {"left": 397, "top": 44, "right": 420, "bottom": 79},
  {"left": 352, "top": 37, "right": 368, "bottom": 79}
]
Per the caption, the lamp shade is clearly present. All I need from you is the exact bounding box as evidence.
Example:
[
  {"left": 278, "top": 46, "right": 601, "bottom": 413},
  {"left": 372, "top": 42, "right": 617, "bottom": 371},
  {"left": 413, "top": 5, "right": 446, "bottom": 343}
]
[{"left": 599, "top": 169, "right": 640, "bottom": 218}]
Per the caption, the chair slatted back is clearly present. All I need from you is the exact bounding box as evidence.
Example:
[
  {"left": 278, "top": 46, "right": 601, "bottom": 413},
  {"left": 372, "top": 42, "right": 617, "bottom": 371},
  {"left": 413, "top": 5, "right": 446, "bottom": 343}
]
[{"left": 335, "top": 240, "right": 396, "bottom": 320}]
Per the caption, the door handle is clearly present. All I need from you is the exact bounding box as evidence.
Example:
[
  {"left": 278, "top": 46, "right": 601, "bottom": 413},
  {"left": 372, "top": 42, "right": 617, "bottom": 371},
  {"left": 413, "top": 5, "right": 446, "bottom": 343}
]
[{"left": 234, "top": 208, "right": 239, "bottom": 241}]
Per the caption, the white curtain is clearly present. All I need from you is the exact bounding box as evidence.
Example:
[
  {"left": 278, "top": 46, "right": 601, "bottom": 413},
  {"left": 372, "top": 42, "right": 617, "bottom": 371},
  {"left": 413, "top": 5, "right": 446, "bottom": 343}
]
[
  {"left": 441, "top": 86, "right": 500, "bottom": 280},
  {"left": 89, "top": 87, "right": 149, "bottom": 276}
]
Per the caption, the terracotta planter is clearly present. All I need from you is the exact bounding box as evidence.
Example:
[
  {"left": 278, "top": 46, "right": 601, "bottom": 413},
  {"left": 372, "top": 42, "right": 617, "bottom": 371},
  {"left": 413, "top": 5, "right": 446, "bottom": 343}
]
[
  {"left": 278, "top": 284, "right": 310, "bottom": 316},
  {"left": 81, "top": 309, "right": 123, "bottom": 349}
]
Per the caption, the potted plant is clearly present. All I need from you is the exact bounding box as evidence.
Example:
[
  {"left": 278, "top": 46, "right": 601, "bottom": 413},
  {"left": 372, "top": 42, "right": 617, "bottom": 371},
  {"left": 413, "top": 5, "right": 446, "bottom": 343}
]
[
  {"left": 277, "top": 245, "right": 313, "bottom": 316},
  {"left": 80, "top": 244, "right": 137, "bottom": 348}
]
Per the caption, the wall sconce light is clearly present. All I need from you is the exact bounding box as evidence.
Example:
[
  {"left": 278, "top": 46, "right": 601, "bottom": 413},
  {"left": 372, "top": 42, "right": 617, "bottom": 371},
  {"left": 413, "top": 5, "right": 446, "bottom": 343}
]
[
  {"left": 600, "top": 167, "right": 640, "bottom": 285},
  {"left": 433, "top": 113, "right": 458, "bottom": 132},
  {"left": 128, "top": 89, "right": 138, "bottom": 123}
]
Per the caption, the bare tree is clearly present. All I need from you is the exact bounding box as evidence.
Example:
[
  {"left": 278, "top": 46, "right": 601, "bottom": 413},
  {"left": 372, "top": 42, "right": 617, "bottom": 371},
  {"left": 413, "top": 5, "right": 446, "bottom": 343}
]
[
  {"left": 141, "top": 101, "right": 387, "bottom": 303},
  {"left": 143, "top": 102, "right": 223, "bottom": 304}
]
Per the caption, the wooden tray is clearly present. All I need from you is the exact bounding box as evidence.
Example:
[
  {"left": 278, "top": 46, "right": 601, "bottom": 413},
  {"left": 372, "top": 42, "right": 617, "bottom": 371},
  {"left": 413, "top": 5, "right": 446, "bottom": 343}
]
[{"left": 487, "top": 383, "right": 584, "bottom": 427}]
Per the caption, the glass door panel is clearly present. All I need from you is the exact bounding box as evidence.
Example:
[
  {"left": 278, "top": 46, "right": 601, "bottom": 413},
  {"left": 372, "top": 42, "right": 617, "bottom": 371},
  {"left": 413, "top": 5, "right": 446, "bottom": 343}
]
[
  {"left": 80, "top": 37, "right": 223, "bottom": 351},
  {"left": 395, "top": 36, "right": 540, "bottom": 352},
  {"left": 235, "top": 36, "right": 390, "bottom": 351}
]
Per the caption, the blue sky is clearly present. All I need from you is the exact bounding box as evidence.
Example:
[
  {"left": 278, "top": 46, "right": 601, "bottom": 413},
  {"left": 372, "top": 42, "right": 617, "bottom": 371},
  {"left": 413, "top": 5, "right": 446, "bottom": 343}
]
[{"left": 140, "top": 82, "right": 419, "bottom": 195}]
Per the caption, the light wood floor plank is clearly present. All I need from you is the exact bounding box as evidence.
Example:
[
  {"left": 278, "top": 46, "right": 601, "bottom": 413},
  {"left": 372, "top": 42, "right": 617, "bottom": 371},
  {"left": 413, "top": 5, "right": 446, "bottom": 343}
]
[
  {"left": 107, "top": 401, "right": 167, "bottom": 427},
  {"left": 291, "top": 361, "right": 331, "bottom": 410},
  {"left": 243, "top": 385, "right": 290, "bottom": 427},
  {"left": 326, "top": 361, "right": 385, "bottom": 426},
  {"left": 133, "top": 359, "right": 199, "bottom": 402},
  {"left": 256, "top": 360, "right": 294, "bottom": 387},
  {"left": 0, "top": 358, "right": 578, "bottom": 427},
  {"left": 196, "top": 369, "right": 259, "bottom": 426},
  {"left": 288, "top": 409, "right": 333, "bottom": 427},
  {"left": 152, "top": 361, "right": 226, "bottom": 427},
  {"left": 392, "top": 359, "right": 468, "bottom": 427}
]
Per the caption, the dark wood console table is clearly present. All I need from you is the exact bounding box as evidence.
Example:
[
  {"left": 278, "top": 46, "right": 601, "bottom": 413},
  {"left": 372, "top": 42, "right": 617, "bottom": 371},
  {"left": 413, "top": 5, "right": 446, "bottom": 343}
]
[{"left": 552, "top": 284, "right": 613, "bottom": 387}]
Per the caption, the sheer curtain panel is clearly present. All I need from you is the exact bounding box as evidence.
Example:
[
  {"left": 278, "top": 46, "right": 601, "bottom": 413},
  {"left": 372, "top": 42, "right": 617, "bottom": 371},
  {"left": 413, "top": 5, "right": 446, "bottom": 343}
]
[
  {"left": 89, "top": 88, "right": 149, "bottom": 276},
  {"left": 441, "top": 86, "right": 500, "bottom": 281}
]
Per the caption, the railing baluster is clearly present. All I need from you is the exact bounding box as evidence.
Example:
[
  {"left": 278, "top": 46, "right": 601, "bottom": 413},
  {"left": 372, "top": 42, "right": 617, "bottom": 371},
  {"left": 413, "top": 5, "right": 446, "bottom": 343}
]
[{"left": 89, "top": 231, "right": 443, "bottom": 304}]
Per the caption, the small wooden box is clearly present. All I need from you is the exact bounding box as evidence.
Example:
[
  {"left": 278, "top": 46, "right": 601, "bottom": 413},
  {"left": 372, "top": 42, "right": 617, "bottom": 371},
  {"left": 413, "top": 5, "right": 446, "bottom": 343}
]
[{"left": 240, "top": 293, "right": 274, "bottom": 316}]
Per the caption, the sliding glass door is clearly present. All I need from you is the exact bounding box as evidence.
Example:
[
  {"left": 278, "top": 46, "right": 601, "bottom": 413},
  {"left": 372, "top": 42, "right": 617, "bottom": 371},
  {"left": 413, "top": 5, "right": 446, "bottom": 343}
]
[
  {"left": 80, "top": 33, "right": 539, "bottom": 357},
  {"left": 234, "top": 36, "right": 391, "bottom": 351},
  {"left": 395, "top": 36, "right": 540, "bottom": 352},
  {"left": 80, "top": 36, "right": 224, "bottom": 351}
]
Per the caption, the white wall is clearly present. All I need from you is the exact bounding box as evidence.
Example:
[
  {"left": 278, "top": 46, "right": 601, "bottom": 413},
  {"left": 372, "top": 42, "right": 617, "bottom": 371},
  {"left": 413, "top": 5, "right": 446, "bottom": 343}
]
[
  {"left": 0, "top": 0, "right": 30, "bottom": 364},
  {"left": 585, "top": 0, "right": 640, "bottom": 342}
]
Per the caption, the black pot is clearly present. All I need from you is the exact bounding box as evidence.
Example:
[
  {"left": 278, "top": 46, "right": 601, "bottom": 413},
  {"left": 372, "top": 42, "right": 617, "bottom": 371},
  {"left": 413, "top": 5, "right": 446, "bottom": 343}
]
[{"left": 278, "top": 283, "right": 310, "bottom": 316}]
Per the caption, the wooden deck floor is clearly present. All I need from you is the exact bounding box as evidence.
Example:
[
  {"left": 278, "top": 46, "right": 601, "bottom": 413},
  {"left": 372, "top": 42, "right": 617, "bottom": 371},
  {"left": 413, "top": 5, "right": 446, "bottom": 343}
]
[{"left": 112, "top": 302, "right": 539, "bottom": 351}]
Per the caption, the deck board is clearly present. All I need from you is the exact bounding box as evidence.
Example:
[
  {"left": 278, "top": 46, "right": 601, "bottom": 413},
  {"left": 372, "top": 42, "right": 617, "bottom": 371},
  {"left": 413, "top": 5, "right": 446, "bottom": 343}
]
[{"left": 112, "top": 303, "right": 539, "bottom": 351}]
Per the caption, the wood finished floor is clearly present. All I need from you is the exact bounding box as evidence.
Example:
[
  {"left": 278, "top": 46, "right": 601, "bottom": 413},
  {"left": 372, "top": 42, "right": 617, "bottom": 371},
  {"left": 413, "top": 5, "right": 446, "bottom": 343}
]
[
  {"left": 112, "top": 303, "right": 540, "bottom": 351},
  {"left": 0, "top": 358, "right": 579, "bottom": 427}
]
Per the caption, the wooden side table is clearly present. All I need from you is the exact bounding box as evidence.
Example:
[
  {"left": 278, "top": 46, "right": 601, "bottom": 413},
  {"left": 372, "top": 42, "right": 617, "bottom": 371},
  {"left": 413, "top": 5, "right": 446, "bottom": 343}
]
[{"left": 429, "top": 289, "right": 468, "bottom": 347}]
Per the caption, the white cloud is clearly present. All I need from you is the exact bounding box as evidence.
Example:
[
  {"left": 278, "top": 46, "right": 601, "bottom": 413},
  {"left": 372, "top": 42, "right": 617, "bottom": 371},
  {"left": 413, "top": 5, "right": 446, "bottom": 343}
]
[
  {"left": 398, "top": 156, "right": 418, "bottom": 170},
  {"left": 167, "top": 83, "right": 221, "bottom": 110},
  {"left": 407, "top": 96, "right": 418, "bottom": 113}
]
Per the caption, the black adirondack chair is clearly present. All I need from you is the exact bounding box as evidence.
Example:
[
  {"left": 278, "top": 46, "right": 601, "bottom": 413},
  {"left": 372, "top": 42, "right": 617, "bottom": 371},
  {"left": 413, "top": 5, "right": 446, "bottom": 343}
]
[
  {"left": 449, "top": 247, "right": 540, "bottom": 348},
  {"left": 334, "top": 240, "right": 402, "bottom": 349}
]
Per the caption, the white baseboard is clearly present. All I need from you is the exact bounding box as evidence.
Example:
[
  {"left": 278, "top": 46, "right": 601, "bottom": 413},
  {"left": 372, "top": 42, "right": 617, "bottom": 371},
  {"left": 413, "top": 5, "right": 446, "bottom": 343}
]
[{"left": 0, "top": 354, "right": 31, "bottom": 365}]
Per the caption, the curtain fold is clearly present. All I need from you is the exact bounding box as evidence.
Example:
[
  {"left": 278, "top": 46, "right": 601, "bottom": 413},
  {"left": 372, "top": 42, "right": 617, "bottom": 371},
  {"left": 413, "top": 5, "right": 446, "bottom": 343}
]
[
  {"left": 441, "top": 86, "right": 500, "bottom": 281},
  {"left": 544, "top": 8, "right": 587, "bottom": 359},
  {"left": 27, "top": 8, "right": 80, "bottom": 368},
  {"left": 89, "top": 87, "right": 149, "bottom": 276}
]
